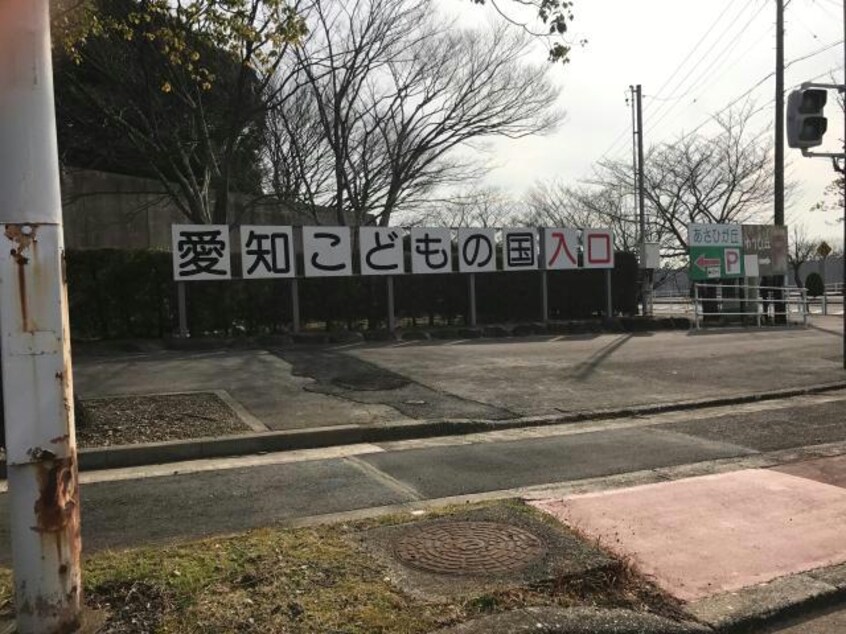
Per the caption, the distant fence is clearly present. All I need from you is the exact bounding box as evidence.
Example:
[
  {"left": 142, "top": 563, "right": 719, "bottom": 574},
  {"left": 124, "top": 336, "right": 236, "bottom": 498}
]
[
  {"left": 692, "top": 283, "right": 809, "bottom": 329},
  {"left": 66, "top": 249, "right": 640, "bottom": 339}
]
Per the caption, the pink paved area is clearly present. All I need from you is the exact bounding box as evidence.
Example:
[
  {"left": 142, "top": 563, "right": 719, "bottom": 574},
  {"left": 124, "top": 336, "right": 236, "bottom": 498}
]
[
  {"left": 532, "top": 469, "right": 846, "bottom": 601},
  {"left": 774, "top": 455, "right": 846, "bottom": 489}
]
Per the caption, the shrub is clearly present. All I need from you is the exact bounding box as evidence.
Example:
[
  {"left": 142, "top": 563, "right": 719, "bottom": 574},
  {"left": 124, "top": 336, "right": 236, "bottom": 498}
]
[
  {"left": 805, "top": 271, "right": 825, "bottom": 297},
  {"left": 65, "top": 248, "right": 640, "bottom": 339}
]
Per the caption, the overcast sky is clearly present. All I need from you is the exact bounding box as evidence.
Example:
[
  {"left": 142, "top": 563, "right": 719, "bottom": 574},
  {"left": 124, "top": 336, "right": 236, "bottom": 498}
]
[{"left": 445, "top": 0, "right": 845, "bottom": 243}]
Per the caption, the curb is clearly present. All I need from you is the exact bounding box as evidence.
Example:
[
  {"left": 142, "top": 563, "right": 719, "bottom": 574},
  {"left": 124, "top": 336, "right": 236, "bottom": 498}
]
[
  {"left": 2, "top": 381, "right": 845, "bottom": 477},
  {"left": 687, "top": 561, "right": 846, "bottom": 632}
]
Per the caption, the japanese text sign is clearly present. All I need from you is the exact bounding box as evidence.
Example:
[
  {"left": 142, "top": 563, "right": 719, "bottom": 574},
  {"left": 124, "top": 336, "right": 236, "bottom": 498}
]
[
  {"left": 502, "top": 228, "right": 538, "bottom": 271},
  {"left": 543, "top": 228, "right": 579, "bottom": 270},
  {"left": 411, "top": 227, "right": 452, "bottom": 274},
  {"left": 172, "top": 224, "right": 231, "bottom": 280},
  {"left": 240, "top": 225, "right": 295, "bottom": 279},
  {"left": 457, "top": 228, "right": 497, "bottom": 273},
  {"left": 359, "top": 227, "right": 405, "bottom": 275},
  {"left": 582, "top": 229, "right": 615, "bottom": 269},
  {"left": 688, "top": 223, "right": 742, "bottom": 247},
  {"left": 303, "top": 226, "right": 352, "bottom": 277}
]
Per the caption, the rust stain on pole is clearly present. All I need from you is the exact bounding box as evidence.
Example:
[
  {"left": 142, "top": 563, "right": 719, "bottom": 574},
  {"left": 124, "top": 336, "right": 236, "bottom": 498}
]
[
  {"left": 31, "top": 455, "right": 82, "bottom": 626},
  {"left": 5, "top": 223, "right": 39, "bottom": 332}
]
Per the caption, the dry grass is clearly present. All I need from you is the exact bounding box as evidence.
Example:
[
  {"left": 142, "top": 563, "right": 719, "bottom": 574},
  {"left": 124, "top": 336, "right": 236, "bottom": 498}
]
[{"left": 0, "top": 501, "right": 684, "bottom": 633}]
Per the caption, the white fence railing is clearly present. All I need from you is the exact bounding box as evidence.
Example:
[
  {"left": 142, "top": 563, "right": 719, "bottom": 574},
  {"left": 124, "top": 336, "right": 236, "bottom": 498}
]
[
  {"left": 692, "top": 283, "right": 809, "bottom": 329},
  {"left": 788, "top": 283, "right": 845, "bottom": 315}
]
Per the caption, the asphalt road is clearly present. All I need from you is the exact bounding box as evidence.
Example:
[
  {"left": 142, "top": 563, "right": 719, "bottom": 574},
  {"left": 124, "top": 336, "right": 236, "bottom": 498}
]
[{"left": 0, "top": 391, "right": 843, "bottom": 563}]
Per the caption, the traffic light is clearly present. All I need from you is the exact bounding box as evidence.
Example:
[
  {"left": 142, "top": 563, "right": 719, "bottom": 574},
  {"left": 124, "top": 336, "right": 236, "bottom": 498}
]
[{"left": 787, "top": 88, "right": 828, "bottom": 149}]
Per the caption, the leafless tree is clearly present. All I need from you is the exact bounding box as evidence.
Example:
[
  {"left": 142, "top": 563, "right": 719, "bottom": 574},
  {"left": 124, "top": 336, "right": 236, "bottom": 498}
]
[
  {"left": 266, "top": 0, "right": 563, "bottom": 226},
  {"left": 522, "top": 179, "right": 639, "bottom": 251},
  {"left": 788, "top": 225, "right": 820, "bottom": 289},
  {"left": 409, "top": 185, "right": 519, "bottom": 227},
  {"left": 591, "top": 108, "right": 780, "bottom": 259}
]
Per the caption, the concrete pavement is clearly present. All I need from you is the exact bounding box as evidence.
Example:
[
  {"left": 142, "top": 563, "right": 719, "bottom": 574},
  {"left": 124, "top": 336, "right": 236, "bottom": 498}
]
[
  {"left": 73, "top": 316, "right": 845, "bottom": 433},
  {"left": 767, "top": 606, "right": 846, "bottom": 633},
  {"left": 74, "top": 348, "right": 407, "bottom": 430},
  {"left": 350, "top": 318, "right": 844, "bottom": 418}
]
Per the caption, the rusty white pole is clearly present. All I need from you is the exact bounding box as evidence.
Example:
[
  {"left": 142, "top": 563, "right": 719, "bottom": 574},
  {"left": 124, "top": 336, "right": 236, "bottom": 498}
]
[{"left": 0, "top": 0, "right": 83, "bottom": 631}]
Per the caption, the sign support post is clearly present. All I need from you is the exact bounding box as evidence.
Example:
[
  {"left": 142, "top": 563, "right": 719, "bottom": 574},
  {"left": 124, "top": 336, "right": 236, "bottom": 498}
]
[
  {"left": 605, "top": 269, "right": 613, "bottom": 317},
  {"left": 1, "top": 0, "right": 83, "bottom": 630},
  {"left": 387, "top": 276, "right": 396, "bottom": 333},
  {"left": 177, "top": 282, "right": 189, "bottom": 338},
  {"left": 541, "top": 270, "right": 549, "bottom": 323},
  {"left": 291, "top": 278, "right": 301, "bottom": 334},
  {"left": 468, "top": 273, "right": 477, "bottom": 327}
]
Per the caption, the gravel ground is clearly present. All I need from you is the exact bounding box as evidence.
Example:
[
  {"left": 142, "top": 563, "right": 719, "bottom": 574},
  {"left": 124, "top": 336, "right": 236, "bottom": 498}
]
[{"left": 77, "top": 393, "right": 250, "bottom": 448}]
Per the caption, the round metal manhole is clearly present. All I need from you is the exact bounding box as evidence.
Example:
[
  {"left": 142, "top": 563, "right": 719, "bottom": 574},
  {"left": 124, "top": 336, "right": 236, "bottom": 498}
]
[{"left": 392, "top": 521, "right": 547, "bottom": 576}]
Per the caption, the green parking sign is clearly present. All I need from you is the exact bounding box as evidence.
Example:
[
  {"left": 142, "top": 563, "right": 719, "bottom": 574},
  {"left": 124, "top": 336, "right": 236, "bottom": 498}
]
[{"left": 688, "top": 224, "right": 744, "bottom": 281}]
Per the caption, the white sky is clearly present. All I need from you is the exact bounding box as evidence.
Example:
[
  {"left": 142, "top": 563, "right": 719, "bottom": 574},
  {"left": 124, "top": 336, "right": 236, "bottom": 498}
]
[{"left": 443, "top": 0, "right": 845, "bottom": 243}]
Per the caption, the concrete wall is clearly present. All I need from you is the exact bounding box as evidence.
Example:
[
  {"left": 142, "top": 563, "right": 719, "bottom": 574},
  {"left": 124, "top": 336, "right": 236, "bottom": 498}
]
[
  {"left": 798, "top": 256, "right": 844, "bottom": 286},
  {"left": 60, "top": 168, "right": 340, "bottom": 250}
]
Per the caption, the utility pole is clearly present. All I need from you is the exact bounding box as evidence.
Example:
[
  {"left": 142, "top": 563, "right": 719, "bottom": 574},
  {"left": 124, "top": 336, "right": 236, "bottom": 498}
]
[
  {"left": 630, "top": 85, "right": 651, "bottom": 316},
  {"left": 0, "top": 0, "right": 83, "bottom": 631},
  {"left": 774, "top": 0, "right": 786, "bottom": 322},
  {"left": 775, "top": 0, "right": 785, "bottom": 227},
  {"left": 636, "top": 85, "right": 651, "bottom": 316}
]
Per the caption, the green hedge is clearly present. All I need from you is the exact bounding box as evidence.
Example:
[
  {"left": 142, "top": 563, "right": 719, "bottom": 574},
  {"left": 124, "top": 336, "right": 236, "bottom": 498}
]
[{"left": 66, "top": 249, "right": 639, "bottom": 339}]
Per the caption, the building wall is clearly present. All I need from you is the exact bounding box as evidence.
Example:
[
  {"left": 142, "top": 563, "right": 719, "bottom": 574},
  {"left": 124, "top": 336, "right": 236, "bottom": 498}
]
[{"left": 60, "top": 168, "right": 340, "bottom": 250}]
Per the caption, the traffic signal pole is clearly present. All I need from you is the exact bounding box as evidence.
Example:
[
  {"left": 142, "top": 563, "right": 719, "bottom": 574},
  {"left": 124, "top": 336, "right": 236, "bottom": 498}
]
[
  {"left": 774, "top": 0, "right": 786, "bottom": 323},
  {"left": 0, "top": 0, "right": 83, "bottom": 631},
  {"left": 775, "top": 0, "right": 785, "bottom": 227}
]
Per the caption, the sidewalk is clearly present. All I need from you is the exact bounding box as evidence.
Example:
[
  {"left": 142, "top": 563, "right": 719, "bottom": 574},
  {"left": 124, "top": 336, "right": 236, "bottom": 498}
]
[
  {"left": 4, "top": 454, "right": 846, "bottom": 632},
  {"left": 531, "top": 454, "right": 846, "bottom": 631}
]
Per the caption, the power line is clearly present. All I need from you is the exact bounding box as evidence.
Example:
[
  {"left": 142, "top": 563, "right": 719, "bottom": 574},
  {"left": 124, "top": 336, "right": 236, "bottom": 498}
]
[
  {"left": 644, "top": 1, "right": 765, "bottom": 130},
  {"left": 588, "top": 0, "right": 753, "bottom": 166},
  {"left": 645, "top": 0, "right": 770, "bottom": 138},
  {"left": 631, "top": 42, "right": 843, "bottom": 158}
]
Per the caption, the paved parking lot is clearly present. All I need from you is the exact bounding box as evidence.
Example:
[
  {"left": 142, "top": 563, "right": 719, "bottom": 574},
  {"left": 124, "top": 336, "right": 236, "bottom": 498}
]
[{"left": 74, "top": 316, "right": 845, "bottom": 430}]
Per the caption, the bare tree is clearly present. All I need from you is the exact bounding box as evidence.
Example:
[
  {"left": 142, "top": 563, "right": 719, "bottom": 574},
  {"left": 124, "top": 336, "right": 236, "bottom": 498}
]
[
  {"left": 592, "top": 108, "right": 778, "bottom": 259},
  {"left": 410, "top": 185, "right": 519, "bottom": 227},
  {"left": 522, "top": 179, "right": 639, "bottom": 251},
  {"left": 788, "top": 225, "right": 820, "bottom": 289},
  {"left": 266, "top": 0, "right": 563, "bottom": 226}
]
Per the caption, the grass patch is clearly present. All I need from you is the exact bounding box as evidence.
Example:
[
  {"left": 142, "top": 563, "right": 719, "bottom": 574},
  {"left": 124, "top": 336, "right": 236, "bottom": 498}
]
[{"left": 0, "top": 501, "right": 686, "bottom": 632}]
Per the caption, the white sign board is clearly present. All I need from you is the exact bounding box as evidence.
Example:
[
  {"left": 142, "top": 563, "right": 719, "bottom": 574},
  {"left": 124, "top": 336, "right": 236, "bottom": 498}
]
[
  {"left": 502, "top": 228, "right": 538, "bottom": 271},
  {"left": 172, "top": 224, "right": 231, "bottom": 280},
  {"left": 640, "top": 242, "right": 661, "bottom": 270},
  {"left": 303, "top": 226, "right": 352, "bottom": 277},
  {"left": 411, "top": 227, "right": 452, "bottom": 274},
  {"left": 359, "top": 227, "right": 404, "bottom": 275},
  {"left": 583, "top": 228, "right": 615, "bottom": 269},
  {"left": 457, "top": 228, "right": 497, "bottom": 273},
  {"left": 687, "top": 223, "right": 742, "bottom": 247},
  {"left": 240, "top": 225, "right": 295, "bottom": 279},
  {"left": 543, "top": 228, "right": 579, "bottom": 270},
  {"left": 744, "top": 254, "right": 760, "bottom": 278}
]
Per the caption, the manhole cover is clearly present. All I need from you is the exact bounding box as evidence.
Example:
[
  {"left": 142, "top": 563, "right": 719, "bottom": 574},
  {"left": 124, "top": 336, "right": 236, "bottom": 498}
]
[{"left": 392, "top": 521, "right": 547, "bottom": 576}]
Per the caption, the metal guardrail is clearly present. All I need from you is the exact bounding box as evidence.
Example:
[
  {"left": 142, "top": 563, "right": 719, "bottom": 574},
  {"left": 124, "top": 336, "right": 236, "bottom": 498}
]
[{"left": 693, "top": 283, "right": 809, "bottom": 329}]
